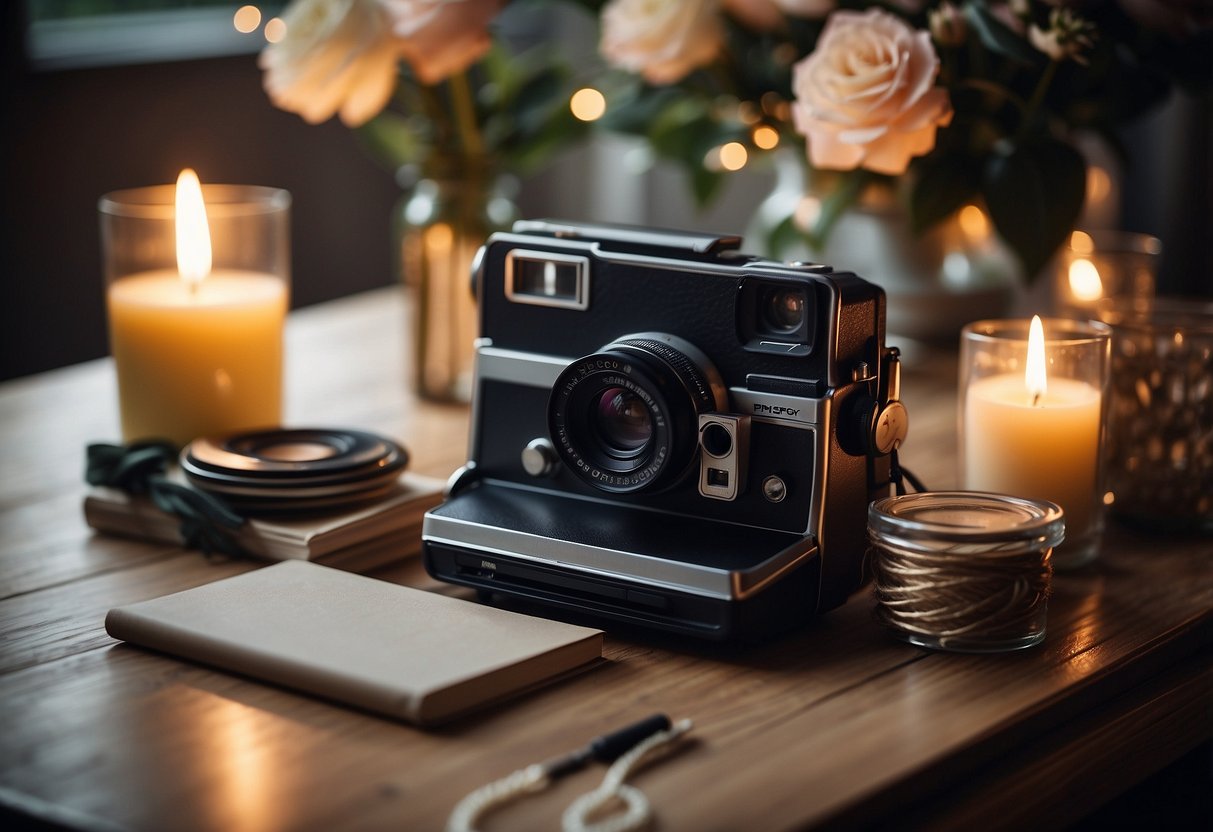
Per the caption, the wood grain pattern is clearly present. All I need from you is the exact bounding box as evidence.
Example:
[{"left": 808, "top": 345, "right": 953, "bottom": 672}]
[{"left": 0, "top": 286, "right": 1208, "bottom": 831}]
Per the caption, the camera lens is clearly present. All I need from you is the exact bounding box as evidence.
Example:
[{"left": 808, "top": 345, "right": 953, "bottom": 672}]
[
  {"left": 548, "top": 334, "right": 724, "bottom": 494},
  {"left": 762, "top": 288, "right": 806, "bottom": 333},
  {"left": 592, "top": 387, "right": 652, "bottom": 456}
]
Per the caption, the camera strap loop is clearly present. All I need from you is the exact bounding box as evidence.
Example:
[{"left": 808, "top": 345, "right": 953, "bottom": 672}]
[
  {"left": 446, "top": 716, "right": 692, "bottom": 832},
  {"left": 889, "top": 450, "right": 927, "bottom": 496}
]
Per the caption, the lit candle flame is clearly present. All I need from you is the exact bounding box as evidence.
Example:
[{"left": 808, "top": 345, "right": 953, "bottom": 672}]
[
  {"left": 1026, "top": 315, "right": 1047, "bottom": 406},
  {"left": 175, "top": 168, "right": 212, "bottom": 287}
]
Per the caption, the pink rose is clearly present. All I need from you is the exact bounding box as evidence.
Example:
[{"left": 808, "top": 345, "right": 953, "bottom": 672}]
[
  {"left": 260, "top": 0, "right": 404, "bottom": 126},
  {"left": 600, "top": 0, "right": 723, "bottom": 85},
  {"left": 790, "top": 8, "right": 953, "bottom": 175},
  {"left": 381, "top": 0, "right": 503, "bottom": 85}
]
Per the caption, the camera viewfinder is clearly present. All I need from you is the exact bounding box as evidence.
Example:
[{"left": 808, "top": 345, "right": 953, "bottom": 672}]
[{"left": 506, "top": 250, "right": 590, "bottom": 310}]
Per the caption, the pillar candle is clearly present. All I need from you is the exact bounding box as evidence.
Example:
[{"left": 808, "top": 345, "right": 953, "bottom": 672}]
[{"left": 108, "top": 271, "right": 287, "bottom": 446}]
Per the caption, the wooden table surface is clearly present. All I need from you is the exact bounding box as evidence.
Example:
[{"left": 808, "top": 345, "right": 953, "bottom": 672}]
[{"left": 1, "top": 287, "right": 1209, "bottom": 831}]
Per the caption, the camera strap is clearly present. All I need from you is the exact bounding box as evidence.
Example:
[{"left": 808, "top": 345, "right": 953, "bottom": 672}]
[
  {"left": 447, "top": 715, "right": 693, "bottom": 832},
  {"left": 889, "top": 449, "right": 927, "bottom": 496}
]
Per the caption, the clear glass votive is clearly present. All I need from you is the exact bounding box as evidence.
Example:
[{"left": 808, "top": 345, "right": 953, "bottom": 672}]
[
  {"left": 869, "top": 492, "right": 1064, "bottom": 653},
  {"left": 100, "top": 179, "right": 291, "bottom": 447},
  {"left": 1097, "top": 298, "right": 1213, "bottom": 531},
  {"left": 1053, "top": 230, "right": 1160, "bottom": 316},
  {"left": 959, "top": 319, "right": 1111, "bottom": 569}
]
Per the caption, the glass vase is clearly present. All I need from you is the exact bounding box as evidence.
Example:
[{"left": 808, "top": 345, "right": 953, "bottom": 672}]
[{"left": 396, "top": 166, "right": 518, "bottom": 402}]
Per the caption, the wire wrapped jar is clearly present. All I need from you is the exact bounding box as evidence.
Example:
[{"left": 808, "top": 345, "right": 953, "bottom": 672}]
[{"left": 869, "top": 492, "right": 1064, "bottom": 653}]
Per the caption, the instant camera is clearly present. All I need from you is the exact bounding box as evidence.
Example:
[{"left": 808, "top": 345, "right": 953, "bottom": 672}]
[{"left": 422, "top": 220, "right": 907, "bottom": 640}]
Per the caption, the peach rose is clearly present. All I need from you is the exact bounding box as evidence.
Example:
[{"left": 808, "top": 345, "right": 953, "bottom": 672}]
[
  {"left": 260, "top": 0, "right": 404, "bottom": 126},
  {"left": 382, "top": 0, "right": 503, "bottom": 85},
  {"left": 600, "top": 0, "right": 723, "bottom": 85},
  {"left": 790, "top": 8, "right": 952, "bottom": 175}
]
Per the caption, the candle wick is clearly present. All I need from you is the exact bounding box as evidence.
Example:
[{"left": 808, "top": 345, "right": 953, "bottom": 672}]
[
  {"left": 1032, "top": 391, "right": 1041, "bottom": 407},
  {"left": 188, "top": 280, "right": 199, "bottom": 298}
]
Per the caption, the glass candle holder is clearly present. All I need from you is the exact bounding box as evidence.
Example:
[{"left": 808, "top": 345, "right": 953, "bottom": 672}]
[
  {"left": 99, "top": 179, "right": 291, "bottom": 447},
  {"left": 1098, "top": 298, "right": 1213, "bottom": 531},
  {"left": 959, "top": 318, "right": 1111, "bottom": 569},
  {"left": 869, "top": 492, "right": 1063, "bottom": 653},
  {"left": 1053, "top": 230, "right": 1160, "bottom": 316}
]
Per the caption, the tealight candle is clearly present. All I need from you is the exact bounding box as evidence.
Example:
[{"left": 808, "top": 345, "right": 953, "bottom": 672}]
[
  {"left": 959, "top": 317, "right": 1111, "bottom": 569},
  {"left": 100, "top": 172, "right": 290, "bottom": 446}
]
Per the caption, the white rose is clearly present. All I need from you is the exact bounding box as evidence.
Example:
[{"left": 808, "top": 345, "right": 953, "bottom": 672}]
[
  {"left": 790, "top": 8, "right": 953, "bottom": 175},
  {"left": 600, "top": 0, "right": 723, "bottom": 85},
  {"left": 381, "top": 0, "right": 503, "bottom": 85},
  {"left": 259, "top": 0, "right": 403, "bottom": 127}
]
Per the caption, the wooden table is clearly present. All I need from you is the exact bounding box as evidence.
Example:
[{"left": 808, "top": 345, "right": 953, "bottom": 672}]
[{"left": 1, "top": 287, "right": 1209, "bottom": 831}]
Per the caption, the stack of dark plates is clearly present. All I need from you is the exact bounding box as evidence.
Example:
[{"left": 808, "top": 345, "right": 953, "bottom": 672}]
[{"left": 181, "top": 428, "right": 409, "bottom": 513}]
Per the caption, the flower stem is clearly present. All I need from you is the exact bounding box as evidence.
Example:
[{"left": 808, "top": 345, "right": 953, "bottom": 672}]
[
  {"left": 447, "top": 70, "right": 485, "bottom": 161},
  {"left": 1019, "top": 59, "right": 1059, "bottom": 140}
]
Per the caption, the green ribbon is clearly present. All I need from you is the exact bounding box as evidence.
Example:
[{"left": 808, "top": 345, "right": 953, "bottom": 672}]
[{"left": 86, "top": 441, "right": 248, "bottom": 558}]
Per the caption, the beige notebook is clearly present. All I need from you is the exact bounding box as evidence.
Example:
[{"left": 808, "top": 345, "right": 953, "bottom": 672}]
[{"left": 105, "top": 561, "right": 603, "bottom": 725}]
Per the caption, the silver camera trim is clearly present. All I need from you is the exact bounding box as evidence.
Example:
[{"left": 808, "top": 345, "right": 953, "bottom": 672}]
[
  {"left": 422, "top": 511, "right": 818, "bottom": 601},
  {"left": 698, "top": 414, "right": 750, "bottom": 501}
]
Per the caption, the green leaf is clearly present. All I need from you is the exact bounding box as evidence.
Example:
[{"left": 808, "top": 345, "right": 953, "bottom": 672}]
[
  {"left": 356, "top": 112, "right": 429, "bottom": 170},
  {"left": 689, "top": 163, "right": 725, "bottom": 206},
  {"left": 981, "top": 138, "right": 1086, "bottom": 280},
  {"left": 910, "top": 155, "right": 981, "bottom": 234},
  {"left": 598, "top": 84, "right": 684, "bottom": 135},
  {"left": 963, "top": 2, "right": 1045, "bottom": 67},
  {"left": 809, "top": 169, "right": 874, "bottom": 249},
  {"left": 765, "top": 214, "right": 809, "bottom": 261}
]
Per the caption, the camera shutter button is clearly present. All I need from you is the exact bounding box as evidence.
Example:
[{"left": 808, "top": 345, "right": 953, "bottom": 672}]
[{"left": 522, "top": 438, "right": 560, "bottom": 477}]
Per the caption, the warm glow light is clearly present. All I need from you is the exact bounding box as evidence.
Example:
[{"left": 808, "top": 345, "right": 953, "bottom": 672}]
[
  {"left": 1025, "top": 315, "right": 1048, "bottom": 404},
  {"left": 1069, "top": 230, "right": 1094, "bottom": 255},
  {"left": 175, "top": 169, "right": 211, "bottom": 286},
  {"left": 958, "top": 204, "right": 989, "bottom": 240},
  {"left": 233, "top": 5, "right": 261, "bottom": 33},
  {"left": 719, "top": 142, "right": 748, "bottom": 171},
  {"left": 1068, "top": 258, "right": 1104, "bottom": 301},
  {"left": 752, "top": 125, "right": 779, "bottom": 150},
  {"left": 264, "top": 17, "right": 287, "bottom": 43},
  {"left": 569, "top": 88, "right": 606, "bottom": 122},
  {"left": 1086, "top": 166, "right": 1112, "bottom": 206}
]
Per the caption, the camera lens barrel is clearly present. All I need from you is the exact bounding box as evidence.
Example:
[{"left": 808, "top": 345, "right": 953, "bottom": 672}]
[{"left": 549, "top": 334, "right": 725, "bottom": 494}]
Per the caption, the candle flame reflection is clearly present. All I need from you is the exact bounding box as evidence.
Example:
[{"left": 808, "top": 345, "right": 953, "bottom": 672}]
[
  {"left": 1068, "top": 258, "right": 1103, "bottom": 302},
  {"left": 175, "top": 168, "right": 212, "bottom": 286},
  {"left": 1026, "top": 315, "right": 1048, "bottom": 405}
]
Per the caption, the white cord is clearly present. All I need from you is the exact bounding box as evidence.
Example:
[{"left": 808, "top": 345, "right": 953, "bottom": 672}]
[
  {"left": 446, "top": 764, "right": 549, "bottom": 832},
  {"left": 562, "top": 719, "right": 694, "bottom": 832},
  {"left": 445, "top": 719, "right": 693, "bottom": 832}
]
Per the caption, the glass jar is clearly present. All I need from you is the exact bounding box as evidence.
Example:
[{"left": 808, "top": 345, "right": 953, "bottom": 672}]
[
  {"left": 959, "top": 318, "right": 1111, "bottom": 569},
  {"left": 1098, "top": 298, "right": 1213, "bottom": 531},
  {"left": 869, "top": 492, "right": 1064, "bottom": 653},
  {"left": 99, "top": 180, "right": 290, "bottom": 446}
]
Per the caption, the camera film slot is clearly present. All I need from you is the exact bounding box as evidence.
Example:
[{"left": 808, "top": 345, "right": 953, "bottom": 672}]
[
  {"left": 505, "top": 249, "right": 590, "bottom": 310},
  {"left": 698, "top": 414, "right": 749, "bottom": 501}
]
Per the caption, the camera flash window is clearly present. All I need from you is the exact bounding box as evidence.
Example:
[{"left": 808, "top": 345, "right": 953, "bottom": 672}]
[{"left": 701, "top": 423, "right": 733, "bottom": 458}]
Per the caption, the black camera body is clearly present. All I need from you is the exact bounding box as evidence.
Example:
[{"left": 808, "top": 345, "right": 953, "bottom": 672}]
[{"left": 422, "top": 220, "right": 905, "bottom": 640}]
